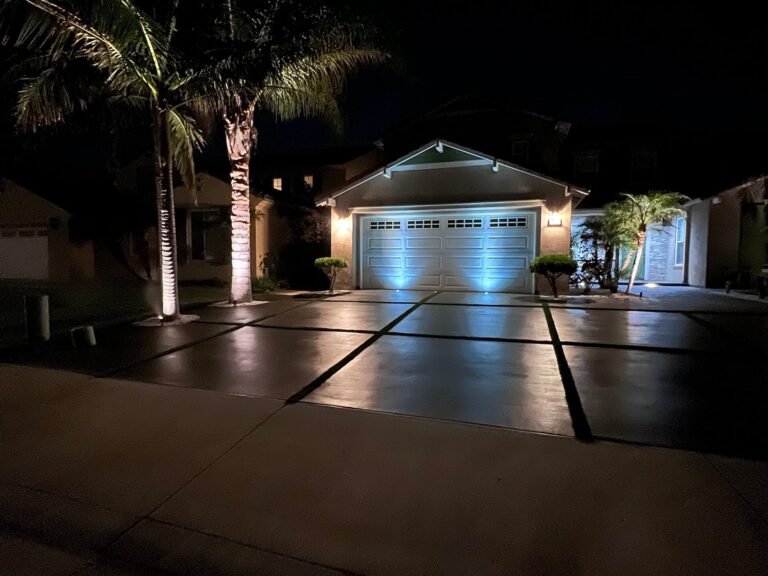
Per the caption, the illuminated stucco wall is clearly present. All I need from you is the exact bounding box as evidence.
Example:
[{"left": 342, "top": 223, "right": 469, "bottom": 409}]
[
  {"left": 331, "top": 207, "right": 355, "bottom": 289},
  {"left": 330, "top": 164, "right": 576, "bottom": 292}
]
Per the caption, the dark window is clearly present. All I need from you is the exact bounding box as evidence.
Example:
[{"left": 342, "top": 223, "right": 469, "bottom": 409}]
[
  {"left": 508, "top": 140, "right": 530, "bottom": 164},
  {"left": 573, "top": 151, "right": 600, "bottom": 175},
  {"left": 407, "top": 219, "right": 440, "bottom": 229},
  {"left": 191, "top": 210, "right": 228, "bottom": 262},
  {"left": 447, "top": 218, "right": 482, "bottom": 229},
  {"left": 630, "top": 149, "right": 657, "bottom": 182}
]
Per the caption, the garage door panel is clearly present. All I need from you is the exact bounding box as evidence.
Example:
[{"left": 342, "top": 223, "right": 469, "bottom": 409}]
[
  {"left": 368, "top": 256, "right": 402, "bottom": 268},
  {"left": 445, "top": 237, "right": 483, "bottom": 249},
  {"left": 445, "top": 256, "right": 483, "bottom": 269},
  {"left": 405, "top": 273, "right": 441, "bottom": 288},
  {"left": 368, "top": 238, "right": 402, "bottom": 250},
  {"left": 444, "top": 271, "right": 482, "bottom": 288},
  {"left": 0, "top": 233, "right": 49, "bottom": 279},
  {"left": 486, "top": 256, "right": 529, "bottom": 269},
  {"left": 405, "top": 255, "right": 441, "bottom": 268},
  {"left": 487, "top": 236, "right": 529, "bottom": 250},
  {"left": 406, "top": 237, "right": 441, "bottom": 250}
]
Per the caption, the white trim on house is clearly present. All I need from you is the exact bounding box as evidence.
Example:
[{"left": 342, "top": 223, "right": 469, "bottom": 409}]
[
  {"left": 349, "top": 200, "right": 546, "bottom": 215},
  {"left": 317, "top": 139, "right": 589, "bottom": 206}
]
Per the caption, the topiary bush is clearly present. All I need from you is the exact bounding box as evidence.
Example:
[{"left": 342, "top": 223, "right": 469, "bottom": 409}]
[
  {"left": 529, "top": 254, "right": 577, "bottom": 299},
  {"left": 314, "top": 257, "right": 348, "bottom": 293}
]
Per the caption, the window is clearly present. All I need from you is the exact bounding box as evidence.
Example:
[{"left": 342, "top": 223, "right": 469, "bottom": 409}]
[
  {"left": 630, "top": 149, "right": 657, "bottom": 182},
  {"left": 509, "top": 140, "right": 530, "bottom": 164},
  {"left": 407, "top": 219, "right": 440, "bottom": 229},
  {"left": 369, "top": 220, "right": 401, "bottom": 230},
  {"left": 674, "top": 217, "right": 686, "bottom": 266},
  {"left": 303, "top": 175, "right": 314, "bottom": 189},
  {"left": 447, "top": 218, "right": 482, "bottom": 229},
  {"left": 191, "top": 210, "right": 228, "bottom": 262},
  {"left": 489, "top": 217, "right": 527, "bottom": 228},
  {"left": 272, "top": 177, "right": 283, "bottom": 191},
  {"left": 573, "top": 151, "right": 600, "bottom": 175}
]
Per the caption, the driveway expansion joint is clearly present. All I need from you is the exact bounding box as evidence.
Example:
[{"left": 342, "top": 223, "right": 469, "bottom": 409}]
[
  {"left": 285, "top": 291, "right": 441, "bottom": 404},
  {"left": 542, "top": 304, "right": 593, "bottom": 442}
]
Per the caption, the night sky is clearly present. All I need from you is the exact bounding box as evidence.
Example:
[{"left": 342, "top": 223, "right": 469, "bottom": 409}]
[
  {"left": 263, "top": 2, "right": 768, "bottom": 151},
  {"left": 2, "top": 3, "right": 768, "bottom": 167}
]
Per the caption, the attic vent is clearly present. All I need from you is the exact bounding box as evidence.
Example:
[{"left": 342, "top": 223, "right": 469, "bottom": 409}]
[
  {"left": 490, "top": 217, "right": 528, "bottom": 228},
  {"left": 447, "top": 218, "right": 482, "bottom": 229},
  {"left": 407, "top": 219, "right": 440, "bottom": 229},
  {"left": 369, "top": 220, "right": 401, "bottom": 231}
]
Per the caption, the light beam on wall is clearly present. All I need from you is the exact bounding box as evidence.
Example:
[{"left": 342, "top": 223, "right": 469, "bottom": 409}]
[{"left": 547, "top": 211, "right": 562, "bottom": 226}]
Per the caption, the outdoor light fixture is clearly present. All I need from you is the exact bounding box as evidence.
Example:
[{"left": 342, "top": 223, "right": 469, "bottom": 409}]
[
  {"left": 645, "top": 282, "right": 659, "bottom": 288},
  {"left": 547, "top": 211, "right": 562, "bottom": 226},
  {"left": 335, "top": 216, "right": 351, "bottom": 234}
]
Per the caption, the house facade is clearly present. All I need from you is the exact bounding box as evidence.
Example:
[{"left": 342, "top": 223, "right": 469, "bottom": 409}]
[
  {"left": 572, "top": 209, "right": 686, "bottom": 285},
  {"left": 0, "top": 178, "right": 94, "bottom": 281},
  {"left": 686, "top": 175, "right": 767, "bottom": 288},
  {"left": 172, "top": 173, "right": 275, "bottom": 283},
  {"left": 318, "top": 140, "right": 588, "bottom": 293}
]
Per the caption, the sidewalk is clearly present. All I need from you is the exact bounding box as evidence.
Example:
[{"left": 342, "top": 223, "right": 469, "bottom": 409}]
[{"left": 1, "top": 364, "right": 767, "bottom": 575}]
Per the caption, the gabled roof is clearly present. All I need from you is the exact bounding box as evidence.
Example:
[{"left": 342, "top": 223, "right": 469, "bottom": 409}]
[{"left": 316, "top": 139, "right": 589, "bottom": 206}]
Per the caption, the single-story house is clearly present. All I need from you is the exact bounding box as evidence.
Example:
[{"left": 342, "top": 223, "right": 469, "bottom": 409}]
[
  {"left": 172, "top": 173, "right": 275, "bottom": 283},
  {"left": 686, "top": 175, "right": 767, "bottom": 288},
  {"left": 0, "top": 177, "right": 94, "bottom": 281},
  {"left": 572, "top": 175, "right": 768, "bottom": 289},
  {"left": 317, "top": 139, "right": 589, "bottom": 293},
  {"left": 571, "top": 209, "right": 687, "bottom": 285}
]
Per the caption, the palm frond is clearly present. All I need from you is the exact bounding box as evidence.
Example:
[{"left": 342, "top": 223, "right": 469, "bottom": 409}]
[
  {"left": 167, "top": 109, "right": 205, "bottom": 189},
  {"left": 259, "top": 48, "right": 387, "bottom": 128},
  {"left": 19, "top": 0, "right": 160, "bottom": 98}
]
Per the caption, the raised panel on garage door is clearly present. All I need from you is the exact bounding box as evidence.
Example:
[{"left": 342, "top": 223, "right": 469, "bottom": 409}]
[{"left": 360, "top": 211, "right": 535, "bottom": 292}]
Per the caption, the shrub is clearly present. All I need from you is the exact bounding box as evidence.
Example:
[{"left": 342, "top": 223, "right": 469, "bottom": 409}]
[
  {"left": 529, "top": 254, "right": 577, "bottom": 299},
  {"left": 314, "top": 257, "right": 348, "bottom": 293},
  {"left": 252, "top": 276, "right": 278, "bottom": 294}
]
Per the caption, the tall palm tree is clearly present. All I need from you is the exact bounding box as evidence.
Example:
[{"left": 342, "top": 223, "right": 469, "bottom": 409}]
[
  {"left": 619, "top": 192, "right": 688, "bottom": 293},
  {"left": 11, "top": 0, "right": 213, "bottom": 320},
  {"left": 189, "top": 1, "right": 388, "bottom": 303}
]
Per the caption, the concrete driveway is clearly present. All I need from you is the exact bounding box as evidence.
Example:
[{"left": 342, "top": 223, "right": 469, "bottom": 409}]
[
  {"left": 3, "top": 286, "right": 767, "bottom": 459},
  {"left": 1, "top": 286, "right": 767, "bottom": 575}
]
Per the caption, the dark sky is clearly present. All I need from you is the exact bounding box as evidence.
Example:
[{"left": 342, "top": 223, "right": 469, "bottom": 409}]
[{"left": 263, "top": 2, "right": 768, "bottom": 151}]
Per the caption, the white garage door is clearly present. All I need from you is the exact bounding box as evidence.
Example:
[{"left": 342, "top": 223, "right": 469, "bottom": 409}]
[
  {"left": 361, "top": 211, "right": 536, "bottom": 292},
  {"left": 0, "top": 227, "right": 49, "bottom": 279}
]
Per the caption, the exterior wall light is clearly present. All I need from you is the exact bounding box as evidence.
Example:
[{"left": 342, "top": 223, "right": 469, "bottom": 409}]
[
  {"left": 547, "top": 211, "right": 562, "bottom": 227},
  {"left": 335, "top": 214, "right": 351, "bottom": 234}
]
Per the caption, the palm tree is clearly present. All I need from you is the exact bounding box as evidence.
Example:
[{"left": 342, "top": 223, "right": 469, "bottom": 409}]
[
  {"left": 11, "top": 0, "right": 213, "bottom": 320},
  {"left": 618, "top": 192, "right": 688, "bottom": 293},
  {"left": 189, "top": 1, "right": 388, "bottom": 303}
]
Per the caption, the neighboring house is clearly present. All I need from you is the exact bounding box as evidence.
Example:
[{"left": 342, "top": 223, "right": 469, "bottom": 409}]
[
  {"left": 0, "top": 178, "right": 94, "bottom": 281},
  {"left": 572, "top": 175, "right": 768, "bottom": 288},
  {"left": 686, "top": 175, "right": 767, "bottom": 288},
  {"left": 572, "top": 209, "right": 686, "bottom": 284},
  {"left": 317, "top": 139, "right": 588, "bottom": 294},
  {"left": 172, "top": 173, "right": 275, "bottom": 283}
]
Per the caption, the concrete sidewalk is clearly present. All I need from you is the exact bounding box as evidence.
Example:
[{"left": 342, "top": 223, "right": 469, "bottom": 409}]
[{"left": 1, "top": 364, "right": 767, "bottom": 575}]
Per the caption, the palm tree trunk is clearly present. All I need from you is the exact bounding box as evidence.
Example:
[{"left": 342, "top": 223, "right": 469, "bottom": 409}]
[
  {"left": 626, "top": 232, "right": 646, "bottom": 294},
  {"left": 602, "top": 240, "right": 614, "bottom": 288},
  {"left": 153, "top": 103, "right": 181, "bottom": 319},
  {"left": 225, "top": 99, "right": 256, "bottom": 303}
]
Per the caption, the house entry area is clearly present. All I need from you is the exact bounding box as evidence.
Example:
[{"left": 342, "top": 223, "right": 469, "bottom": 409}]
[{"left": 359, "top": 210, "right": 537, "bottom": 292}]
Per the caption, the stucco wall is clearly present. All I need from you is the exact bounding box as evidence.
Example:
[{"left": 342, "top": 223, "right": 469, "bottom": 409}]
[
  {"left": 644, "top": 223, "right": 685, "bottom": 283},
  {"left": 706, "top": 193, "right": 741, "bottom": 287},
  {"left": 330, "top": 164, "right": 574, "bottom": 293},
  {"left": 687, "top": 201, "right": 710, "bottom": 287}
]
